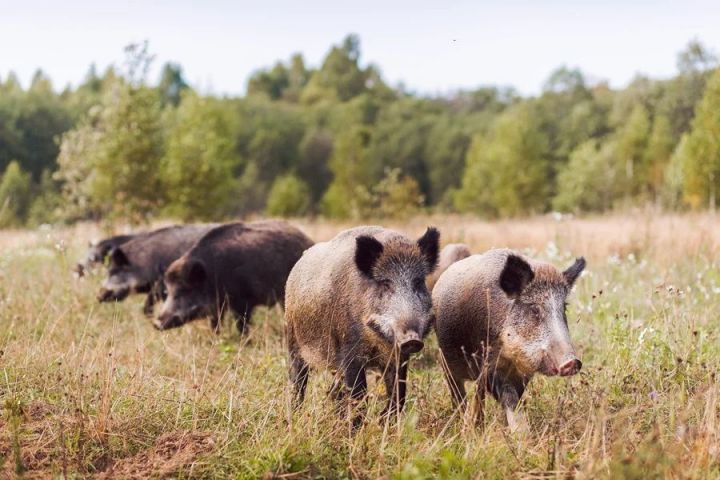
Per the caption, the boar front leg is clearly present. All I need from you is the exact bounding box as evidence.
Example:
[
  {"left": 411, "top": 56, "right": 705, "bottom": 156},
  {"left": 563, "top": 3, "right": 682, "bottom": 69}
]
[
  {"left": 499, "top": 384, "right": 528, "bottom": 433},
  {"left": 230, "top": 299, "right": 254, "bottom": 334},
  {"left": 381, "top": 359, "right": 408, "bottom": 418},
  {"left": 142, "top": 293, "right": 156, "bottom": 316},
  {"left": 343, "top": 357, "right": 368, "bottom": 429}
]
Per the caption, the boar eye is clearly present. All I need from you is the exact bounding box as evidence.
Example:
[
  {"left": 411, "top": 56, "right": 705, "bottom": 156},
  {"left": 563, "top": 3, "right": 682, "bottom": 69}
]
[
  {"left": 530, "top": 304, "right": 542, "bottom": 317},
  {"left": 377, "top": 279, "right": 392, "bottom": 290},
  {"left": 412, "top": 278, "right": 425, "bottom": 292}
]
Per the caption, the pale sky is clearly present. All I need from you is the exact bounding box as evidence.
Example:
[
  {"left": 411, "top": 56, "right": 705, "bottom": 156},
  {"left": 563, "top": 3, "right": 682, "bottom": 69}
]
[{"left": 1, "top": 0, "right": 719, "bottom": 96}]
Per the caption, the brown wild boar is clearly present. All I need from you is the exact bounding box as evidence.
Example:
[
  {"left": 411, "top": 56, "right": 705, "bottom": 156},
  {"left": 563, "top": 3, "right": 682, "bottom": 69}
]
[
  {"left": 433, "top": 249, "right": 585, "bottom": 431},
  {"left": 97, "top": 224, "right": 216, "bottom": 315},
  {"left": 285, "top": 226, "right": 439, "bottom": 424},
  {"left": 156, "top": 221, "right": 313, "bottom": 332},
  {"left": 426, "top": 243, "right": 471, "bottom": 291}
]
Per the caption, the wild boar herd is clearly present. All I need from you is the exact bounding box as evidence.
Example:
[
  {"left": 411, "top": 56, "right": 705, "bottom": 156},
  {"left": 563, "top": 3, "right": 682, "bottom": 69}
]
[{"left": 78, "top": 220, "right": 586, "bottom": 431}]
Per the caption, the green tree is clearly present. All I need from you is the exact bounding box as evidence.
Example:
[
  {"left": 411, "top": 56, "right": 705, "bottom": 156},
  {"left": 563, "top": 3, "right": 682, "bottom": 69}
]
[
  {"left": 681, "top": 69, "right": 720, "bottom": 209},
  {"left": 0, "top": 161, "right": 32, "bottom": 227},
  {"left": 55, "top": 82, "right": 165, "bottom": 222},
  {"left": 454, "top": 103, "right": 551, "bottom": 216},
  {"left": 158, "top": 63, "right": 190, "bottom": 107},
  {"left": 27, "top": 169, "right": 62, "bottom": 226},
  {"left": 321, "top": 125, "right": 374, "bottom": 218},
  {"left": 247, "top": 62, "right": 290, "bottom": 100},
  {"left": 266, "top": 174, "right": 312, "bottom": 217},
  {"left": 301, "top": 34, "right": 377, "bottom": 104},
  {"left": 614, "top": 103, "right": 650, "bottom": 197},
  {"left": 162, "top": 93, "right": 240, "bottom": 220},
  {"left": 663, "top": 134, "right": 689, "bottom": 209},
  {"left": 552, "top": 140, "right": 620, "bottom": 212},
  {"left": 297, "top": 129, "right": 333, "bottom": 202},
  {"left": 644, "top": 114, "right": 674, "bottom": 197},
  {"left": 91, "top": 84, "right": 165, "bottom": 220}
]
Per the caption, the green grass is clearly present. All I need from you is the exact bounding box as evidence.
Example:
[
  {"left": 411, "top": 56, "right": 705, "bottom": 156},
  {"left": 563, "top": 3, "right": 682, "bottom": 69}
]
[{"left": 1, "top": 216, "right": 719, "bottom": 478}]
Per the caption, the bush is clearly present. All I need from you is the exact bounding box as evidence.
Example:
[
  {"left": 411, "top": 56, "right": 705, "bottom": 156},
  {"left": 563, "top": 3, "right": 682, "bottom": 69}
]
[
  {"left": 372, "top": 168, "right": 424, "bottom": 219},
  {"left": 266, "top": 174, "right": 312, "bottom": 217}
]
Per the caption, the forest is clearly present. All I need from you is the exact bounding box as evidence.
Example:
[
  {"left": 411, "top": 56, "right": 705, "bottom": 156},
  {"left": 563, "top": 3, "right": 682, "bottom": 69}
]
[{"left": 0, "top": 36, "right": 719, "bottom": 226}]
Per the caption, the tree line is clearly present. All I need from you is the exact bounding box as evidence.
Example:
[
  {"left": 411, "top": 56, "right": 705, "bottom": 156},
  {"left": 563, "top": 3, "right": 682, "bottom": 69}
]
[{"left": 0, "top": 36, "right": 719, "bottom": 226}]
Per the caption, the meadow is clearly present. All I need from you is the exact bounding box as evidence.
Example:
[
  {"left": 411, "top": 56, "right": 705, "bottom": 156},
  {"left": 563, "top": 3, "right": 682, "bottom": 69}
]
[{"left": 1, "top": 211, "right": 719, "bottom": 479}]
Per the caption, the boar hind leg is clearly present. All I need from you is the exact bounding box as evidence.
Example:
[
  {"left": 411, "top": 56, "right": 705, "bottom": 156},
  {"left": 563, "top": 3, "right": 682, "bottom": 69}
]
[
  {"left": 381, "top": 360, "right": 408, "bottom": 418},
  {"left": 441, "top": 361, "right": 467, "bottom": 410},
  {"left": 289, "top": 352, "right": 310, "bottom": 407}
]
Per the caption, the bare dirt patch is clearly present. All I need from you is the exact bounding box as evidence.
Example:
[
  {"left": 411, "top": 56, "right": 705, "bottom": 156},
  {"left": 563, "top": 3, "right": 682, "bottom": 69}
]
[{"left": 97, "top": 431, "right": 215, "bottom": 479}]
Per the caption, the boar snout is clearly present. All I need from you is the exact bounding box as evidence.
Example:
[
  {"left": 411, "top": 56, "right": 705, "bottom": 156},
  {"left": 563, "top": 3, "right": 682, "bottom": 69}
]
[
  {"left": 540, "top": 352, "right": 581, "bottom": 377},
  {"left": 559, "top": 358, "right": 582, "bottom": 376},
  {"left": 153, "top": 313, "right": 182, "bottom": 330},
  {"left": 97, "top": 287, "right": 129, "bottom": 302},
  {"left": 397, "top": 330, "right": 424, "bottom": 355}
]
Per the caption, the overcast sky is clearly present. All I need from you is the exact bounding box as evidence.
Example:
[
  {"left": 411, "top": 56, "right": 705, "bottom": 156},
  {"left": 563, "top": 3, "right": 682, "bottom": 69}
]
[{"left": 2, "top": 0, "right": 720, "bottom": 96}]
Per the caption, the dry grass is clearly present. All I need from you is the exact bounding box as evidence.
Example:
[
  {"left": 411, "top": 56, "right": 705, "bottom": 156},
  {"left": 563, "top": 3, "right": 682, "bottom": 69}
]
[{"left": 1, "top": 211, "right": 719, "bottom": 478}]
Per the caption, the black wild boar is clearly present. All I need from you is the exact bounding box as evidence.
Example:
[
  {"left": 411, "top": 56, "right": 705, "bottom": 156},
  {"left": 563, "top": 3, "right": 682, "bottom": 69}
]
[
  {"left": 285, "top": 226, "right": 439, "bottom": 423},
  {"left": 97, "top": 224, "right": 216, "bottom": 315},
  {"left": 433, "top": 249, "right": 585, "bottom": 431},
  {"left": 75, "top": 233, "right": 137, "bottom": 277},
  {"left": 426, "top": 243, "right": 471, "bottom": 291},
  {"left": 155, "top": 220, "right": 313, "bottom": 332}
]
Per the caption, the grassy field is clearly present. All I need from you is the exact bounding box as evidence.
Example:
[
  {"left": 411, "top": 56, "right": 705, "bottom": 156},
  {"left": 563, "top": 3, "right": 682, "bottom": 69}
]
[{"left": 1, "top": 211, "right": 719, "bottom": 479}]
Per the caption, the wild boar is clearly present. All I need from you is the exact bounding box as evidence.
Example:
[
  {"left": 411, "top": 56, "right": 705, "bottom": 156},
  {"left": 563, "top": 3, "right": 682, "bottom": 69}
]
[
  {"left": 97, "top": 224, "right": 216, "bottom": 315},
  {"left": 155, "top": 220, "right": 313, "bottom": 332},
  {"left": 426, "top": 243, "right": 471, "bottom": 291},
  {"left": 75, "top": 233, "right": 137, "bottom": 277},
  {"left": 285, "top": 226, "right": 439, "bottom": 423},
  {"left": 433, "top": 249, "right": 586, "bottom": 431}
]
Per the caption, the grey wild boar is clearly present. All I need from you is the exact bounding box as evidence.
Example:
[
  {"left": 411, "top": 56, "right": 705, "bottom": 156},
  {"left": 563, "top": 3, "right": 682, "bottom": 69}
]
[
  {"left": 75, "top": 233, "right": 137, "bottom": 277},
  {"left": 285, "top": 226, "right": 439, "bottom": 424},
  {"left": 97, "top": 224, "right": 216, "bottom": 315},
  {"left": 433, "top": 249, "right": 586, "bottom": 431},
  {"left": 155, "top": 221, "right": 313, "bottom": 332},
  {"left": 426, "top": 243, "right": 471, "bottom": 291}
]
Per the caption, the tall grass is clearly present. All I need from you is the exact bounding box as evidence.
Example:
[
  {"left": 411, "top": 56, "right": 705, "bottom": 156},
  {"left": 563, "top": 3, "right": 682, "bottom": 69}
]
[{"left": 1, "top": 211, "right": 719, "bottom": 478}]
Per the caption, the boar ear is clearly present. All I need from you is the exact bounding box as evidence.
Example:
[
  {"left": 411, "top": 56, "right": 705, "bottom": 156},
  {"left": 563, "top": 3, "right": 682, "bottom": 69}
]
[
  {"left": 184, "top": 259, "right": 207, "bottom": 285},
  {"left": 417, "top": 227, "right": 440, "bottom": 273},
  {"left": 355, "top": 235, "right": 384, "bottom": 279},
  {"left": 563, "top": 257, "right": 586, "bottom": 287},
  {"left": 500, "top": 254, "right": 534, "bottom": 298},
  {"left": 109, "top": 247, "right": 129, "bottom": 267}
]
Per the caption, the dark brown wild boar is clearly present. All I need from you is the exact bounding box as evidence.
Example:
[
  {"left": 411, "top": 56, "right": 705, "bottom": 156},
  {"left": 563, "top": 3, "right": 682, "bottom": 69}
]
[
  {"left": 75, "top": 233, "right": 138, "bottom": 277},
  {"left": 155, "top": 221, "right": 313, "bottom": 332},
  {"left": 285, "top": 226, "right": 439, "bottom": 425},
  {"left": 97, "top": 224, "right": 217, "bottom": 315},
  {"left": 426, "top": 243, "right": 471, "bottom": 291},
  {"left": 433, "top": 249, "right": 585, "bottom": 431}
]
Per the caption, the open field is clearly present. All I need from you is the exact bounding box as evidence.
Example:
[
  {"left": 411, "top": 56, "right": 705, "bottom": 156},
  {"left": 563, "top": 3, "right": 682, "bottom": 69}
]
[{"left": 1, "top": 211, "right": 720, "bottom": 478}]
